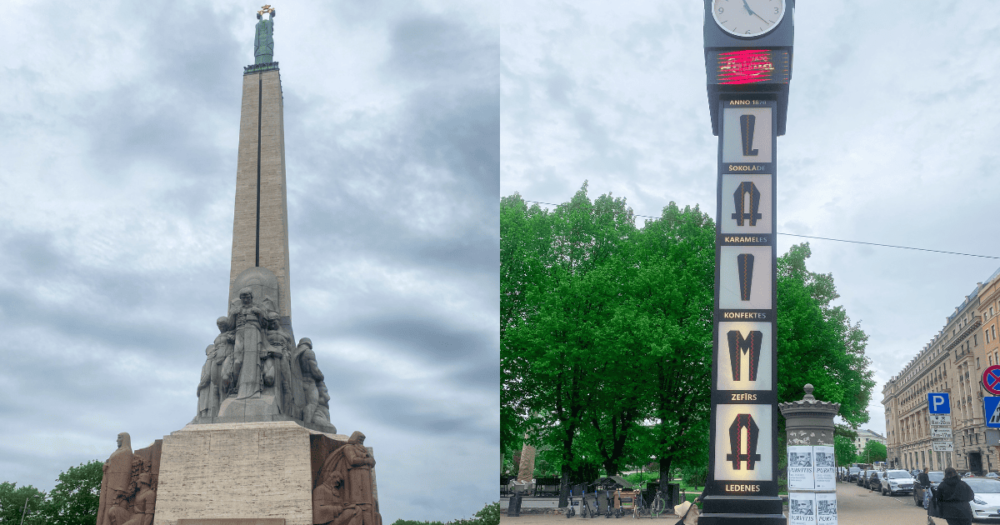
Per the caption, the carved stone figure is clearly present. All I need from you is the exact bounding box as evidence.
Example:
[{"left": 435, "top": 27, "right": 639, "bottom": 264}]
[
  {"left": 314, "top": 381, "right": 338, "bottom": 433},
  {"left": 276, "top": 327, "right": 297, "bottom": 416},
  {"left": 197, "top": 345, "right": 217, "bottom": 418},
  {"left": 98, "top": 433, "right": 133, "bottom": 525},
  {"left": 229, "top": 287, "right": 269, "bottom": 399},
  {"left": 300, "top": 338, "right": 324, "bottom": 424},
  {"left": 214, "top": 316, "right": 236, "bottom": 397},
  {"left": 313, "top": 432, "right": 380, "bottom": 525},
  {"left": 313, "top": 459, "right": 360, "bottom": 525},
  {"left": 97, "top": 432, "right": 132, "bottom": 525},
  {"left": 122, "top": 473, "right": 156, "bottom": 525}
]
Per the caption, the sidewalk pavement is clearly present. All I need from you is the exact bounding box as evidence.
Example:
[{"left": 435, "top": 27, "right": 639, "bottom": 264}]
[{"left": 500, "top": 482, "right": 958, "bottom": 525}]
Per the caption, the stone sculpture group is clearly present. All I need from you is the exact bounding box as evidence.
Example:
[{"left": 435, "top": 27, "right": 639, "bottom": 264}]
[
  {"left": 195, "top": 275, "right": 337, "bottom": 433},
  {"left": 313, "top": 432, "right": 382, "bottom": 525},
  {"left": 97, "top": 433, "right": 161, "bottom": 525}
]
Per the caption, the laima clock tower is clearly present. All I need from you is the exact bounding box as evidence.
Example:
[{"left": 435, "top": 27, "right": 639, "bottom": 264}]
[{"left": 701, "top": 1, "right": 793, "bottom": 524}]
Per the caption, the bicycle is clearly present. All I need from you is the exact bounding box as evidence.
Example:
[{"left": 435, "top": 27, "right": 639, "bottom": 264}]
[
  {"left": 648, "top": 489, "right": 669, "bottom": 518},
  {"left": 631, "top": 489, "right": 647, "bottom": 519}
]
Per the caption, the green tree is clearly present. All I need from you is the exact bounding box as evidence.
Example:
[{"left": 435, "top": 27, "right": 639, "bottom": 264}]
[
  {"left": 629, "top": 202, "right": 715, "bottom": 494},
  {"left": 38, "top": 460, "right": 103, "bottom": 525},
  {"left": 776, "top": 243, "right": 875, "bottom": 422},
  {"left": 861, "top": 440, "right": 887, "bottom": 463},
  {"left": 502, "top": 185, "right": 648, "bottom": 504},
  {"left": 834, "top": 434, "right": 857, "bottom": 467},
  {"left": 502, "top": 186, "right": 716, "bottom": 500},
  {"left": 500, "top": 192, "right": 555, "bottom": 459},
  {"left": 0, "top": 482, "right": 45, "bottom": 525},
  {"left": 501, "top": 187, "right": 877, "bottom": 505}
]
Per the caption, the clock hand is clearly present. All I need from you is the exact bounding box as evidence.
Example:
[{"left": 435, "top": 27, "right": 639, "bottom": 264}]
[
  {"left": 752, "top": 11, "right": 772, "bottom": 25},
  {"left": 741, "top": 0, "right": 755, "bottom": 16}
]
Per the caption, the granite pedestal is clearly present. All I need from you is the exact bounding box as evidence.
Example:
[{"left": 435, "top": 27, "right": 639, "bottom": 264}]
[{"left": 153, "top": 421, "right": 351, "bottom": 525}]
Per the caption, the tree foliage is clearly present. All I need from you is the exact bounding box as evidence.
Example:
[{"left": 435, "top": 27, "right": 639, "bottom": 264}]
[
  {"left": 38, "top": 460, "right": 103, "bottom": 525},
  {"left": 0, "top": 482, "right": 45, "bottom": 525},
  {"left": 775, "top": 243, "right": 875, "bottom": 424},
  {"left": 861, "top": 440, "right": 887, "bottom": 463},
  {"left": 834, "top": 435, "right": 857, "bottom": 467},
  {"left": 500, "top": 185, "right": 876, "bottom": 502}
]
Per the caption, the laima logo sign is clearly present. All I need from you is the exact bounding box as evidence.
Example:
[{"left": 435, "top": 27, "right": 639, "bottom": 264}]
[{"left": 716, "top": 50, "right": 776, "bottom": 85}]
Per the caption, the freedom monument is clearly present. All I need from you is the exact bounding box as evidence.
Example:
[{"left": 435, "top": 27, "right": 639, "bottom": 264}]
[{"left": 94, "top": 7, "right": 382, "bottom": 525}]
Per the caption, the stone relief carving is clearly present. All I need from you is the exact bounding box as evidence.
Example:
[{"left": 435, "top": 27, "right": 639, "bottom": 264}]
[
  {"left": 313, "top": 432, "right": 382, "bottom": 525},
  {"left": 97, "top": 433, "right": 161, "bottom": 525},
  {"left": 194, "top": 267, "right": 337, "bottom": 433}
]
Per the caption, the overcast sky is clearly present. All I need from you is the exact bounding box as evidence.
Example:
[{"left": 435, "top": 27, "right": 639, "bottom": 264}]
[
  {"left": 0, "top": 1, "right": 497, "bottom": 523},
  {"left": 501, "top": 1, "right": 1000, "bottom": 439}
]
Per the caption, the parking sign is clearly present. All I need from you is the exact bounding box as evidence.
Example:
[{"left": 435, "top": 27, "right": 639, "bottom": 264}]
[
  {"left": 987, "top": 397, "right": 1000, "bottom": 429},
  {"left": 928, "top": 393, "right": 950, "bottom": 414}
]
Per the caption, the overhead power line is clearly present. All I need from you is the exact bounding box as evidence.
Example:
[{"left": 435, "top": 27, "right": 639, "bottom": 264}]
[{"left": 519, "top": 199, "right": 1000, "bottom": 260}]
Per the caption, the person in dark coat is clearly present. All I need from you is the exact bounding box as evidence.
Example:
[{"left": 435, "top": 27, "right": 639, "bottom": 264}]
[
  {"left": 931, "top": 467, "right": 974, "bottom": 525},
  {"left": 919, "top": 467, "right": 932, "bottom": 510}
]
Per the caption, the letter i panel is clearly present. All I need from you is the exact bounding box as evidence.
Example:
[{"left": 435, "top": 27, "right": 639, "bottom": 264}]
[{"left": 703, "top": 99, "right": 784, "bottom": 523}]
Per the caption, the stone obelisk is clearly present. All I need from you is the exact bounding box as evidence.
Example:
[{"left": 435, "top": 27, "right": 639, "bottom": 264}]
[
  {"left": 230, "top": 4, "right": 293, "bottom": 334},
  {"left": 150, "top": 8, "right": 382, "bottom": 525}
]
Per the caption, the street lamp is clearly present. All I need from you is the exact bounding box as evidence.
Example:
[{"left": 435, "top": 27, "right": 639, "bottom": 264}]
[{"left": 20, "top": 494, "right": 40, "bottom": 525}]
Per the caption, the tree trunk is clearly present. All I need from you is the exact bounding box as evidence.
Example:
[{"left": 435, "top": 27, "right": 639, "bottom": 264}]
[
  {"left": 559, "top": 466, "right": 571, "bottom": 508},
  {"left": 658, "top": 455, "right": 673, "bottom": 508}
]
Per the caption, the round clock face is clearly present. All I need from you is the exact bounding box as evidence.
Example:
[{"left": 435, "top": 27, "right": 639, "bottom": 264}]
[{"left": 712, "top": 0, "right": 786, "bottom": 38}]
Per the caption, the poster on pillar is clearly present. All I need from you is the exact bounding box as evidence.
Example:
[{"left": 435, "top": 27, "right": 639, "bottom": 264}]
[
  {"left": 722, "top": 107, "right": 773, "bottom": 164},
  {"left": 814, "top": 446, "right": 837, "bottom": 491},
  {"left": 717, "top": 321, "right": 772, "bottom": 391},
  {"left": 714, "top": 404, "right": 773, "bottom": 481},
  {"left": 789, "top": 492, "right": 817, "bottom": 525},
  {"left": 787, "top": 446, "right": 814, "bottom": 490},
  {"left": 816, "top": 492, "right": 838, "bottom": 524},
  {"left": 721, "top": 175, "right": 772, "bottom": 235},
  {"left": 719, "top": 246, "right": 772, "bottom": 309}
]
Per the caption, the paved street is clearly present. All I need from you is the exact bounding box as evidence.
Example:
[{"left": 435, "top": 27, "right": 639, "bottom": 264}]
[
  {"left": 500, "top": 482, "right": 956, "bottom": 525},
  {"left": 837, "top": 480, "right": 948, "bottom": 525}
]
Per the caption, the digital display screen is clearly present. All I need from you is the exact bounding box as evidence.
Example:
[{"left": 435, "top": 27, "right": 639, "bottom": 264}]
[{"left": 709, "top": 50, "right": 790, "bottom": 85}]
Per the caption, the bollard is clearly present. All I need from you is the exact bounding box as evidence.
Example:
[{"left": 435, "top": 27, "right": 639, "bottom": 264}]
[
  {"left": 778, "top": 384, "right": 840, "bottom": 525},
  {"left": 507, "top": 492, "right": 523, "bottom": 517}
]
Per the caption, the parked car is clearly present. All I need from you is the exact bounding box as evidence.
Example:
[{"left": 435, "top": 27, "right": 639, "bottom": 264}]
[
  {"left": 987, "top": 472, "right": 999, "bottom": 479},
  {"left": 879, "top": 470, "right": 915, "bottom": 496},
  {"left": 848, "top": 467, "right": 861, "bottom": 482},
  {"left": 963, "top": 477, "right": 1000, "bottom": 521},
  {"left": 865, "top": 470, "right": 882, "bottom": 490},
  {"left": 913, "top": 471, "right": 945, "bottom": 506}
]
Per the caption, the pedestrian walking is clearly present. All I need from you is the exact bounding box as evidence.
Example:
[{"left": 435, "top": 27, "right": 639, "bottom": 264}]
[
  {"left": 919, "top": 467, "right": 931, "bottom": 509},
  {"left": 930, "top": 467, "right": 974, "bottom": 525}
]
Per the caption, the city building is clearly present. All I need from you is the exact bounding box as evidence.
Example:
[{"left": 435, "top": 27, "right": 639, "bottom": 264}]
[
  {"left": 883, "top": 267, "right": 1000, "bottom": 475},
  {"left": 854, "top": 429, "right": 886, "bottom": 456}
]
